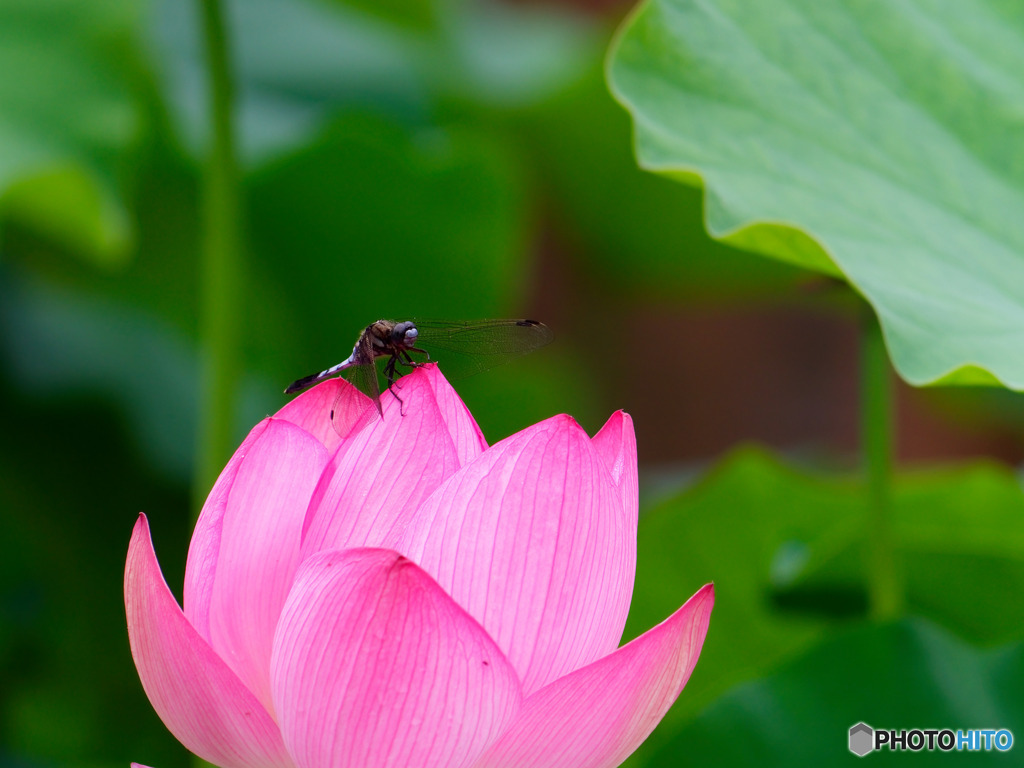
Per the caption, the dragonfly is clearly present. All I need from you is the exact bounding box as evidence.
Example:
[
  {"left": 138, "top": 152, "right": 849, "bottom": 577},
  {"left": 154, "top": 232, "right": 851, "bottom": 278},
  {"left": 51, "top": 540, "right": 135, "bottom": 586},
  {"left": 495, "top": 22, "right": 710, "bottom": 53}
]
[{"left": 285, "top": 318, "right": 554, "bottom": 417}]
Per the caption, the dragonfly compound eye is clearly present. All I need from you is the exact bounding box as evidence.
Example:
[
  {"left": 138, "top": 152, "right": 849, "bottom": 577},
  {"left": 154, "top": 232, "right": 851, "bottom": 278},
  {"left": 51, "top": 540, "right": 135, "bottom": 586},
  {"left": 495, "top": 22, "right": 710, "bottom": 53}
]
[{"left": 393, "top": 321, "right": 417, "bottom": 344}]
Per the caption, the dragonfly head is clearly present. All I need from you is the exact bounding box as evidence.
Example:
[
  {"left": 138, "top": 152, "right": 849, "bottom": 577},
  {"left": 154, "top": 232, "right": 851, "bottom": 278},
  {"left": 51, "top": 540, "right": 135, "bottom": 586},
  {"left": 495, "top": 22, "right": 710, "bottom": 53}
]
[{"left": 392, "top": 321, "right": 419, "bottom": 348}]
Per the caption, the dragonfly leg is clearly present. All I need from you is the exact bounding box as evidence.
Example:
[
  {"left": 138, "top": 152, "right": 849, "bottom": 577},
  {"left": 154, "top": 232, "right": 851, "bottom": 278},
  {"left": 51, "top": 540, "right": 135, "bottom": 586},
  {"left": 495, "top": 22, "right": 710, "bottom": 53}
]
[
  {"left": 383, "top": 354, "right": 409, "bottom": 415},
  {"left": 399, "top": 350, "right": 427, "bottom": 368},
  {"left": 383, "top": 354, "right": 399, "bottom": 385}
]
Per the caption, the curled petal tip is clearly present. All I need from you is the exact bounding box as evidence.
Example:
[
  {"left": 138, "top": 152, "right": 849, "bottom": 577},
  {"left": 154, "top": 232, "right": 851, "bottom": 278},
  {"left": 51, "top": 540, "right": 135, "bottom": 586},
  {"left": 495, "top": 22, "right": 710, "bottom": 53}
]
[{"left": 125, "top": 513, "right": 292, "bottom": 767}]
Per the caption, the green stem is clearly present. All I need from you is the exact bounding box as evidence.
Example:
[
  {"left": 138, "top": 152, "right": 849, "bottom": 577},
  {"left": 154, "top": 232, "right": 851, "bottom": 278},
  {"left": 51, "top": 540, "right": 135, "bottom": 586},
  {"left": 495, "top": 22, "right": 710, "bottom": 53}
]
[
  {"left": 861, "top": 306, "right": 901, "bottom": 620},
  {"left": 194, "top": 0, "right": 242, "bottom": 514},
  {"left": 190, "top": 2, "right": 241, "bottom": 765}
]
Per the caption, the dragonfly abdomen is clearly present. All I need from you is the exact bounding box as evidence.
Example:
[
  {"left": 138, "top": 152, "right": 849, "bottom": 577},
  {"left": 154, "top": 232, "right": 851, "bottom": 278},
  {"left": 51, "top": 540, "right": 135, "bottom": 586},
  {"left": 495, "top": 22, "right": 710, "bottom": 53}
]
[{"left": 283, "top": 355, "right": 355, "bottom": 394}]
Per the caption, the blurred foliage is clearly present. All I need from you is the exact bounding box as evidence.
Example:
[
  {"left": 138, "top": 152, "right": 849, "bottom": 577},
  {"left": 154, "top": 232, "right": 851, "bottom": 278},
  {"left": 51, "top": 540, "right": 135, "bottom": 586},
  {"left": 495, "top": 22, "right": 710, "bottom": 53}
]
[
  {"left": 2, "top": 0, "right": 1024, "bottom": 767},
  {"left": 623, "top": 448, "right": 1024, "bottom": 766},
  {"left": 658, "top": 618, "right": 1024, "bottom": 766},
  {"left": 609, "top": 0, "right": 1024, "bottom": 390},
  {"left": 0, "top": 0, "right": 143, "bottom": 263},
  {"left": 0, "top": 376, "right": 191, "bottom": 766}
]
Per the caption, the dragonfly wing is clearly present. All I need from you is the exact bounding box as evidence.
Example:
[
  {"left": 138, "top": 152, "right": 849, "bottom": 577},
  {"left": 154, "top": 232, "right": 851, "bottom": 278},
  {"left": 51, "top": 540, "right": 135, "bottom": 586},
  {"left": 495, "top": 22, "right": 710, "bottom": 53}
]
[
  {"left": 413, "top": 319, "right": 553, "bottom": 379},
  {"left": 341, "top": 331, "right": 383, "bottom": 415}
]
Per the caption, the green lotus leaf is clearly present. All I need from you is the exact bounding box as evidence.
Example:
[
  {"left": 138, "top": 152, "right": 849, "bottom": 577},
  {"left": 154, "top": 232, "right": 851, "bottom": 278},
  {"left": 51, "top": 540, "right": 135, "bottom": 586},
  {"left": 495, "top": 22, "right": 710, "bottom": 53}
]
[{"left": 608, "top": 0, "right": 1024, "bottom": 389}]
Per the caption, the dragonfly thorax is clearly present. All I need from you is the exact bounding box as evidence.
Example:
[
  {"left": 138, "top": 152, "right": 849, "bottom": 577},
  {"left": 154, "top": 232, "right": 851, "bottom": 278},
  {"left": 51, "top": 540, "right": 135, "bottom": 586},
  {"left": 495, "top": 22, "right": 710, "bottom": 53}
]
[{"left": 366, "top": 319, "right": 419, "bottom": 356}]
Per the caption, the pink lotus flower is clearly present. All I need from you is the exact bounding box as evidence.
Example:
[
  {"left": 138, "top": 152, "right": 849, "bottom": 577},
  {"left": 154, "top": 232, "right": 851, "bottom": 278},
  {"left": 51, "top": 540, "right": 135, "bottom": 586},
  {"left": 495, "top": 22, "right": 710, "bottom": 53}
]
[{"left": 125, "top": 365, "right": 713, "bottom": 768}]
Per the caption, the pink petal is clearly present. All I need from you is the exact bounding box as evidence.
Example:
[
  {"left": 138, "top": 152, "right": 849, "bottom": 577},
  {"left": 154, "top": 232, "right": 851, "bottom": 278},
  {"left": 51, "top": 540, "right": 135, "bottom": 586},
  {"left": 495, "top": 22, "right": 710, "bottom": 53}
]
[
  {"left": 590, "top": 411, "right": 639, "bottom": 636},
  {"left": 125, "top": 515, "right": 294, "bottom": 768},
  {"left": 183, "top": 419, "right": 329, "bottom": 708},
  {"left": 473, "top": 584, "right": 714, "bottom": 768},
  {"left": 591, "top": 411, "right": 639, "bottom": 530},
  {"left": 184, "top": 420, "right": 270, "bottom": 642},
  {"left": 300, "top": 370, "right": 461, "bottom": 557},
  {"left": 274, "top": 378, "right": 377, "bottom": 452},
  {"left": 394, "top": 415, "right": 633, "bottom": 695},
  {"left": 270, "top": 548, "right": 522, "bottom": 768},
  {"left": 417, "top": 364, "right": 488, "bottom": 464},
  {"left": 197, "top": 419, "right": 329, "bottom": 714}
]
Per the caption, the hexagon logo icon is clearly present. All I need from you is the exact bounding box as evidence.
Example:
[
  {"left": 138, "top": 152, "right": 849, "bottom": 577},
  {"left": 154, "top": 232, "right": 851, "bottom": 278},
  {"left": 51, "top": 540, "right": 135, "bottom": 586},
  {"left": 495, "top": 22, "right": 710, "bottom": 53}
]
[{"left": 849, "top": 722, "right": 874, "bottom": 756}]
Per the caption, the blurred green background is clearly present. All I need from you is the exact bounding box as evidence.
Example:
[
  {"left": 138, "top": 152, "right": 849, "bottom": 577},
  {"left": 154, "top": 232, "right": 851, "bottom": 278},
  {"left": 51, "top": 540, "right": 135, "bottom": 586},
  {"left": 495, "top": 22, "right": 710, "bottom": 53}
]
[{"left": 3, "top": 0, "right": 1024, "bottom": 766}]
